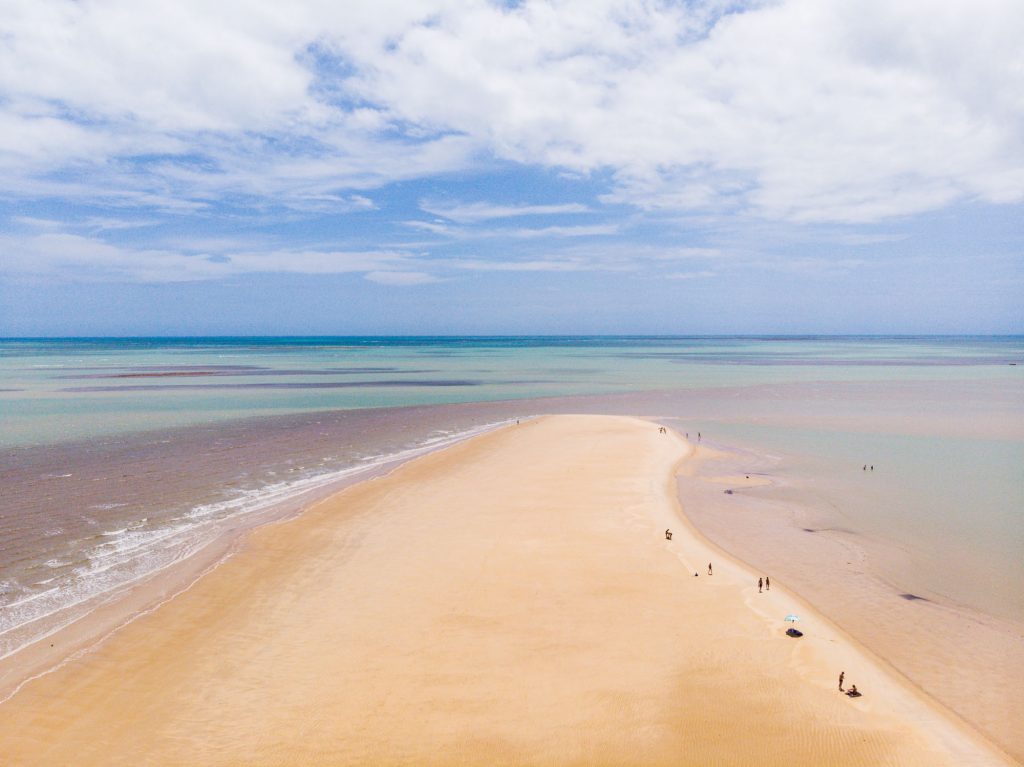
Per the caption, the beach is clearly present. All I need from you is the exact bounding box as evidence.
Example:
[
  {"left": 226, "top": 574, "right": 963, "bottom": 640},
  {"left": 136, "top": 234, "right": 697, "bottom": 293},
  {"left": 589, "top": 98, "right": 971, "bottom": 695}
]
[
  {"left": 673, "top": 439, "right": 1024, "bottom": 762},
  {"left": 0, "top": 415, "right": 1011, "bottom": 765}
]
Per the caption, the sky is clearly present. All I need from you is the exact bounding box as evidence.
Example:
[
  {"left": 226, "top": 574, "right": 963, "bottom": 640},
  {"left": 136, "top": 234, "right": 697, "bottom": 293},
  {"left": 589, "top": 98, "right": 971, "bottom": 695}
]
[{"left": 0, "top": 0, "right": 1021, "bottom": 335}]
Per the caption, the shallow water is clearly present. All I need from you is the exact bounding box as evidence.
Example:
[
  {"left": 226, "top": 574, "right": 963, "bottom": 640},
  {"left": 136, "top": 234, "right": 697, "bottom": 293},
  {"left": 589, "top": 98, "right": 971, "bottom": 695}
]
[
  {"left": 3, "top": 336, "right": 1020, "bottom": 447},
  {"left": 679, "top": 420, "right": 1024, "bottom": 622}
]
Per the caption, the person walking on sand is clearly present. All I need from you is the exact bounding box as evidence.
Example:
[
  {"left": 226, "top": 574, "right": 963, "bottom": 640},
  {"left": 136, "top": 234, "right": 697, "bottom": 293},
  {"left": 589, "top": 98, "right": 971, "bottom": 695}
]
[
  {"left": 708, "top": 563, "right": 713, "bottom": 575},
  {"left": 838, "top": 671, "right": 845, "bottom": 691},
  {"left": 758, "top": 577, "right": 763, "bottom": 592},
  {"left": 765, "top": 576, "right": 770, "bottom": 591}
]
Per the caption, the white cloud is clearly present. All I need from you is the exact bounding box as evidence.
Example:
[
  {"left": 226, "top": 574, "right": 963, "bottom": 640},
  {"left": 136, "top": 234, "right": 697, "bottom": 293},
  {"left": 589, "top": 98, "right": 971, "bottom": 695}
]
[
  {"left": 666, "top": 270, "right": 717, "bottom": 280},
  {"left": 403, "top": 220, "right": 459, "bottom": 236},
  {"left": 0, "top": 0, "right": 1021, "bottom": 224},
  {"left": 447, "top": 258, "right": 588, "bottom": 272},
  {"left": 11, "top": 216, "right": 64, "bottom": 230},
  {"left": 364, "top": 270, "right": 442, "bottom": 285},
  {"left": 420, "top": 200, "right": 591, "bottom": 222},
  {"left": 0, "top": 232, "right": 420, "bottom": 282},
  {"left": 508, "top": 224, "right": 618, "bottom": 238}
]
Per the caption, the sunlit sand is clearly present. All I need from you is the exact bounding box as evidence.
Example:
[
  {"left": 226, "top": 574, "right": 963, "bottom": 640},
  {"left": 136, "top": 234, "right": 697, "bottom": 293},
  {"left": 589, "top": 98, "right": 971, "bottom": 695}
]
[{"left": 0, "top": 416, "right": 1010, "bottom": 765}]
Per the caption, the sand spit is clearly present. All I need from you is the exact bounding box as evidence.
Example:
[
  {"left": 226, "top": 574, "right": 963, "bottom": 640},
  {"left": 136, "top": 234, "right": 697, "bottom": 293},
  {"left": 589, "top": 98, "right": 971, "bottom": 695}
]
[{"left": 0, "top": 415, "right": 1011, "bottom": 765}]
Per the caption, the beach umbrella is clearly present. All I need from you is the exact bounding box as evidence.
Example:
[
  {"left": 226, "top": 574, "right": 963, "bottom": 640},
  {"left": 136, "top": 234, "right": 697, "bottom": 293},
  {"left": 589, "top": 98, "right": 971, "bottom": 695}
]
[{"left": 784, "top": 614, "right": 803, "bottom": 637}]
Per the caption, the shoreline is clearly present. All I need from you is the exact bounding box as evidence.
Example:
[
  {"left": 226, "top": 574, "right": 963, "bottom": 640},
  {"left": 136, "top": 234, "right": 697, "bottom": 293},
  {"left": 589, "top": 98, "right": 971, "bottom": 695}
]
[
  {"left": 669, "top": 434, "right": 1024, "bottom": 763},
  {"left": 0, "top": 418, "right": 513, "bottom": 703},
  {"left": 0, "top": 415, "right": 1014, "bottom": 764}
]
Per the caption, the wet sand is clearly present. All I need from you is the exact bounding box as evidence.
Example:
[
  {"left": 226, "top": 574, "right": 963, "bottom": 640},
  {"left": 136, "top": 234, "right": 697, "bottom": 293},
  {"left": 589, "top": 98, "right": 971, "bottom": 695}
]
[
  {"left": 674, "top": 441, "right": 1024, "bottom": 762},
  {"left": 0, "top": 415, "right": 1010, "bottom": 765}
]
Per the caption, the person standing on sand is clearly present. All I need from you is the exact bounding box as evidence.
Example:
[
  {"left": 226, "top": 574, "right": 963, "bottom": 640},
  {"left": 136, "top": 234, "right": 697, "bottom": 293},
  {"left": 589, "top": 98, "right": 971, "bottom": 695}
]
[
  {"left": 708, "top": 563, "right": 713, "bottom": 575},
  {"left": 765, "top": 576, "right": 770, "bottom": 591},
  {"left": 758, "top": 577, "right": 763, "bottom": 592},
  {"left": 839, "top": 671, "right": 845, "bottom": 691}
]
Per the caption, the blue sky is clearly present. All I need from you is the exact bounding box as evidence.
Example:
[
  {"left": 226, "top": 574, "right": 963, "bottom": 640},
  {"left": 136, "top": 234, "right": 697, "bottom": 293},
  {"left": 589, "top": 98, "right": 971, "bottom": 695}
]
[{"left": 0, "top": 0, "right": 1021, "bottom": 335}]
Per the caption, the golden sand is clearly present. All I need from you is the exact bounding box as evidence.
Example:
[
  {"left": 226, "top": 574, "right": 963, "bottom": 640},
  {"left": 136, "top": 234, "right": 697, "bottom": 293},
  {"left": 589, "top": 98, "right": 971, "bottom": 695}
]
[{"left": 0, "top": 415, "right": 1011, "bottom": 765}]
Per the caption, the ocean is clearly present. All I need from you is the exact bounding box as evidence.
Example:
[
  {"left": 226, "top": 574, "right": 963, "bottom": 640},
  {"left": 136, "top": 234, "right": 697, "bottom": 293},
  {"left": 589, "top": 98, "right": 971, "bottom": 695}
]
[{"left": 2, "top": 336, "right": 1022, "bottom": 701}]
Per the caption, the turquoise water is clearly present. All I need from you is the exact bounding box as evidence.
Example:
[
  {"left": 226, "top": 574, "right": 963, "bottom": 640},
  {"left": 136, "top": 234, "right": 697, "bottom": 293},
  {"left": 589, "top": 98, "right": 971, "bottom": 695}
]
[
  {"left": 2, "top": 336, "right": 1020, "bottom": 448},
  {"left": 684, "top": 420, "right": 1024, "bottom": 620}
]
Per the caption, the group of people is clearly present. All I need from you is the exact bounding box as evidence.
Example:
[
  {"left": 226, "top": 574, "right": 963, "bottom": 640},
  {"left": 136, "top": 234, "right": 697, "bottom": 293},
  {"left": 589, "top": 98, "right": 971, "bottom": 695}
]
[
  {"left": 657, "top": 426, "right": 699, "bottom": 439},
  {"left": 664, "top": 514, "right": 863, "bottom": 701}
]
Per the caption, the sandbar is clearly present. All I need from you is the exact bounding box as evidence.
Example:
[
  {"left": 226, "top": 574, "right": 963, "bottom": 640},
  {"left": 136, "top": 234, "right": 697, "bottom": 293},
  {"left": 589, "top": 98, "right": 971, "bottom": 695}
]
[{"left": 0, "top": 415, "right": 1011, "bottom": 765}]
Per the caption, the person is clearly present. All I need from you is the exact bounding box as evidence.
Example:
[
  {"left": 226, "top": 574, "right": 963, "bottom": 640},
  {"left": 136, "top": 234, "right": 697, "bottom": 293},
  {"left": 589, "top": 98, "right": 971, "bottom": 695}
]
[
  {"left": 870, "top": 465, "right": 874, "bottom": 471},
  {"left": 765, "top": 576, "right": 770, "bottom": 591},
  {"left": 698, "top": 431, "right": 701, "bottom": 441},
  {"left": 708, "top": 562, "right": 713, "bottom": 575},
  {"left": 758, "top": 577, "right": 763, "bottom": 592},
  {"left": 838, "top": 671, "right": 845, "bottom": 691},
  {"left": 665, "top": 529, "right": 672, "bottom": 540},
  {"left": 847, "top": 684, "right": 859, "bottom": 697}
]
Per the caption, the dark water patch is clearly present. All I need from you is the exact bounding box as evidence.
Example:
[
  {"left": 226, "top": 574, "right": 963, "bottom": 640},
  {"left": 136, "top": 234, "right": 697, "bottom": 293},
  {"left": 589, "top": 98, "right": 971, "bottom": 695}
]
[
  {"left": 802, "top": 526, "right": 856, "bottom": 535},
  {"left": 62, "top": 379, "right": 487, "bottom": 392},
  {"left": 58, "top": 367, "right": 430, "bottom": 380},
  {"left": 541, "top": 368, "right": 601, "bottom": 375},
  {"left": 49, "top": 364, "right": 266, "bottom": 373},
  {"left": 78, "top": 371, "right": 234, "bottom": 379},
  {"left": 667, "top": 355, "right": 1014, "bottom": 367},
  {"left": 900, "top": 593, "right": 930, "bottom": 602},
  {"left": 0, "top": 388, "right": 23, "bottom": 392}
]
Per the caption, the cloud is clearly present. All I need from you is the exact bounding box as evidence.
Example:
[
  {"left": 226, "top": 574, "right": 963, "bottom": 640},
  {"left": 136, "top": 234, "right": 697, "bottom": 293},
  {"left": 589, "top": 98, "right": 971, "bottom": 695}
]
[
  {"left": 507, "top": 224, "right": 618, "bottom": 238},
  {"left": 11, "top": 216, "right": 64, "bottom": 230},
  {"left": 447, "top": 258, "right": 588, "bottom": 272},
  {"left": 0, "top": 0, "right": 1021, "bottom": 226},
  {"left": 400, "top": 218, "right": 617, "bottom": 241},
  {"left": 420, "top": 200, "right": 591, "bottom": 223},
  {"left": 403, "top": 220, "right": 459, "bottom": 236},
  {"left": 0, "top": 232, "right": 420, "bottom": 283},
  {"left": 666, "top": 270, "right": 717, "bottom": 280},
  {"left": 443, "top": 243, "right": 724, "bottom": 274},
  {"left": 364, "top": 270, "right": 442, "bottom": 285}
]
